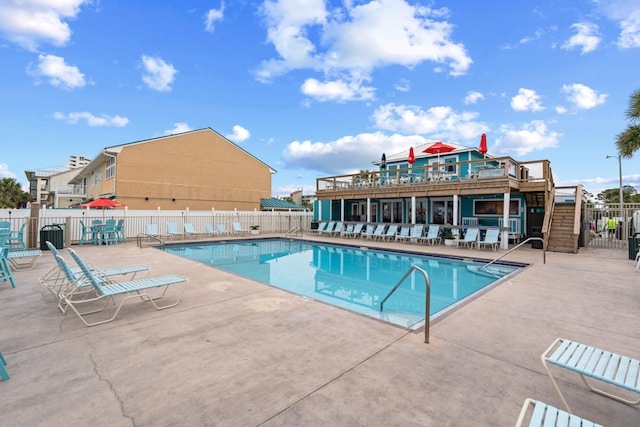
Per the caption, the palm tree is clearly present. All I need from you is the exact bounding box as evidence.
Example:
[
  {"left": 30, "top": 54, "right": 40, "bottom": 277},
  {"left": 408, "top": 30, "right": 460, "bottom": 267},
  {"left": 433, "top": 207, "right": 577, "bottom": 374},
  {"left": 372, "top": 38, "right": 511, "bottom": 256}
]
[
  {"left": 616, "top": 88, "right": 640, "bottom": 157},
  {"left": 0, "top": 177, "right": 31, "bottom": 208}
]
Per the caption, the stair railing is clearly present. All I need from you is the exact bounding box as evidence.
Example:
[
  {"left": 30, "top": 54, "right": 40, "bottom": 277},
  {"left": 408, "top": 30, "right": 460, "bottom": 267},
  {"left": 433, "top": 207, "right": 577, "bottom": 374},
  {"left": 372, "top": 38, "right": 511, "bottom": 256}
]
[
  {"left": 379, "top": 265, "right": 431, "bottom": 343},
  {"left": 480, "top": 237, "right": 545, "bottom": 270}
]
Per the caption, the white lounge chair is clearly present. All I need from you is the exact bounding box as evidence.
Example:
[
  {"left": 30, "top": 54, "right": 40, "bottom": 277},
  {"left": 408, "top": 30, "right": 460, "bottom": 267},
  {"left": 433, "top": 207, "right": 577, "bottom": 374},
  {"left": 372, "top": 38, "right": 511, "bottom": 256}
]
[
  {"left": 460, "top": 228, "right": 479, "bottom": 249},
  {"left": 360, "top": 225, "right": 376, "bottom": 239},
  {"left": 216, "top": 224, "right": 230, "bottom": 235},
  {"left": 344, "top": 223, "right": 364, "bottom": 238},
  {"left": 183, "top": 223, "right": 201, "bottom": 238},
  {"left": 311, "top": 222, "right": 328, "bottom": 234},
  {"left": 232, "top": 222, "right": 248, "bottom": 235},
  {"left": 381, "top": 224, "right": 398, "bottom": 241},
  {"left": 395, "top": 226, "right": 411, "bottom": 242},
  {"left": 167, "top": 222, "right": 183, "bottom": 239},
  {"left": 515, "top": 398, "right": 602, "bottom": 427},
  {"left": 368, "top": 224, "right": 386, "bottom": 240},
  {"left": 320, "top": 221, "right": 337, "bottom": 235},
  {"left": 542, "top": 337, "right": 640, "bottom": 413},
  {"left": 407, "top": 224, "right": 424, "bottom": 244}
]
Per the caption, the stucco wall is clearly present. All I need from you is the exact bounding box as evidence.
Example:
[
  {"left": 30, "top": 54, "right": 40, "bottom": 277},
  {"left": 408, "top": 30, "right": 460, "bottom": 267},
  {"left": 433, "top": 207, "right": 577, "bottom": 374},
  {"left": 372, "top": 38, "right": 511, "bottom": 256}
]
[{"left": 111, "top": 129, "right": 272, "bottom": 210}]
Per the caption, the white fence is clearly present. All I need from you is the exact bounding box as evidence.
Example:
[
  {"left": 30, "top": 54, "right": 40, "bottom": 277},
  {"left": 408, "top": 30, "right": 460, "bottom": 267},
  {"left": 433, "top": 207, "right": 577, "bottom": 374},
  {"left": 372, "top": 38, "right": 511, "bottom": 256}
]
[{"left": 0, "top": 208, "right": 313, "bottom": 248}]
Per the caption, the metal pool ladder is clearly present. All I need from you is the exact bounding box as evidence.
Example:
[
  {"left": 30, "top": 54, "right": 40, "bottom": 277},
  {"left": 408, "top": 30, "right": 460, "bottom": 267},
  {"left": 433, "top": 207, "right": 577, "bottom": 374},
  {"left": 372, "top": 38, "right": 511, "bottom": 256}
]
[{"left": 379, "top": 265, "right": 431, "bottom": 344}]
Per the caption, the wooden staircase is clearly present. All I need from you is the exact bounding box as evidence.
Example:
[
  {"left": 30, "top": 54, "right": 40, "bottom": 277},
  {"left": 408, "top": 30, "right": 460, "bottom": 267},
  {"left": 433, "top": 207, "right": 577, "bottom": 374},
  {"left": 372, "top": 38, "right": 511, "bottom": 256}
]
[{"left": 547, "top": 203, "right": 579, "bottom": 253}]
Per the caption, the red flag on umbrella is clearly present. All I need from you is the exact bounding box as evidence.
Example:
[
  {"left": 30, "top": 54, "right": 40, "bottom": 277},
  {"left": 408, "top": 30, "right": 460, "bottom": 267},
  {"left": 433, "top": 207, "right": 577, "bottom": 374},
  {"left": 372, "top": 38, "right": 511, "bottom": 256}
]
[
  {"left": 479, "top": 134, "right": 488, "bottom": 155},
  {"left": 408, "top": 147, "right": 416, "bottom": 164}
]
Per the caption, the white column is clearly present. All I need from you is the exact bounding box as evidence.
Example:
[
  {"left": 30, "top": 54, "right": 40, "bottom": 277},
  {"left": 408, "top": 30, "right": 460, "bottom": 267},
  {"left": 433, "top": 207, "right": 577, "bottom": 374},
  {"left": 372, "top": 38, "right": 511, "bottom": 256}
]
[
  {"left": 502, "top": 192, "right": 510, "bottom": 249},
  {"left": 318, "top": 200, "right": 322, "bottom": 221},
  {"left": 367, "top": 198, "right": 371, "bottom": 223},
  {"left": 341, "top": 199, "right": 345, "bottom": 222},
  {"left": 452, "top": 194, "right": 459, "bottom": 238},
  {"left": 411, "top": 196, "right": 416, "bottom": 224}
]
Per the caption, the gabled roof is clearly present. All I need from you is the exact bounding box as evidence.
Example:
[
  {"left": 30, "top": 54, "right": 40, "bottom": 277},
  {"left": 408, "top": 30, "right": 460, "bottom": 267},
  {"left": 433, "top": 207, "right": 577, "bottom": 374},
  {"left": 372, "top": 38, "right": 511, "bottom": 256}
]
[
  {"left": 372, "top": 141, "right": 487, "bottom": 165},
  {"left": 260, "top": 198, "right": 308, "bottom": 211},
  {"left": 71, "top": 127, "right": 276, "bottom": 182}
]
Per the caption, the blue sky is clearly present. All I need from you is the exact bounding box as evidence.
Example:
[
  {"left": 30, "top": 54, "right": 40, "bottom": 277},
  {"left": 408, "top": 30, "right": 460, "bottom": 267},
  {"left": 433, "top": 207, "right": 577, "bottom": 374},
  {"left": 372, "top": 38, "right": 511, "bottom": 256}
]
[{"left": 1, "top": 0, "right": 639, "bottom": 199}]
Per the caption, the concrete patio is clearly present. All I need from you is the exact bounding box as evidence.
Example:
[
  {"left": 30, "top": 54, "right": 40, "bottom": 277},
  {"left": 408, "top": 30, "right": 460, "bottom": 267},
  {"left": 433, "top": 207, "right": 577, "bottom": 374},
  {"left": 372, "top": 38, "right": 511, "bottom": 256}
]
[{"left": 1, "top": 235, "right": 638, "bottom": 426}]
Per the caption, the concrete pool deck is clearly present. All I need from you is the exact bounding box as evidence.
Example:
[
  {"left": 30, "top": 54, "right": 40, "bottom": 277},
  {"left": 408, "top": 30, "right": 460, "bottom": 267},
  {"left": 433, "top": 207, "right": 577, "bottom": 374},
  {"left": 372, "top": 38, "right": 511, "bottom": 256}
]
[{"left": 1, "top": 234, "right": 638, "bottom": 426}]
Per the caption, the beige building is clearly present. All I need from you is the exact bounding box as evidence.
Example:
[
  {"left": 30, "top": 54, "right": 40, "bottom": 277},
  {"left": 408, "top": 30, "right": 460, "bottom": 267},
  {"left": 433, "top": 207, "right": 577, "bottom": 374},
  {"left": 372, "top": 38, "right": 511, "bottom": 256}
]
[{"left": 71, "top": 128, "right": 276, "bottom": 210}]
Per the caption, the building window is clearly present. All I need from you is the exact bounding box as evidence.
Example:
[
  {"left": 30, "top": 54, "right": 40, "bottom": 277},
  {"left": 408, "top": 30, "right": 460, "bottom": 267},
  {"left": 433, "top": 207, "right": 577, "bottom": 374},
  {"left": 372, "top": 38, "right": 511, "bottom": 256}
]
[
  {"left": 474, "top": 199, "right": 520, "bottom": 216},
  {"left": 106, "top": 158, "right": 115, "bottom": 180}
]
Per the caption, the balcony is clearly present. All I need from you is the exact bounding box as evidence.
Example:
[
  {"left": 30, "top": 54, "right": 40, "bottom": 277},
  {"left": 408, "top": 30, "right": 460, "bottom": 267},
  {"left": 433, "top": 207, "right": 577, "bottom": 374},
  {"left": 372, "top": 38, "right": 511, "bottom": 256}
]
[{"left": 316, "top": 158, "right": 552, "bottom": 199}]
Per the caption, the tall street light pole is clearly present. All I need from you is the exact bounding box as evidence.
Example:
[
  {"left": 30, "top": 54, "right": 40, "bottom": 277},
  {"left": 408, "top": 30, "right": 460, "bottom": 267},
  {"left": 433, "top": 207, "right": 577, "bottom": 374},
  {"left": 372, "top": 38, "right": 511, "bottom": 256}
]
[{"left": 606, "top": 154, "right": 624, "bottom": 240}]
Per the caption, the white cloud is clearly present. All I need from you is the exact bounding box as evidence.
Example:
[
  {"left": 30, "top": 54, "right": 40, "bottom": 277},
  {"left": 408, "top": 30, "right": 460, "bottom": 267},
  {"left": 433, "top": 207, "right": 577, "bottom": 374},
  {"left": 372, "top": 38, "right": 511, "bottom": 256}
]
[
  {"left": 0, "top": 0, "right": 89, "bottom": 51},
  {"left": 562, "top": 22, "right": 601, "bottom": 54},
  {"left": 282, "top": 131, "right": 430, "bottom": 175},
  {"left": 225, "top": 125, "right": 250, "bottom": 143},
  {"left": 597, "top": 0, "right": 640, "bottom": 48},
  {"left": 301, "top": 78, "right": 375, "bottom": 102},
  {"left": 53, "top": 112, "right": 129, "bottom": 127},
  {"left": 493, "top": 120, "right": 561, "bottom": 156},
  {"left": 519, "top": 28, "right": 544, "bottom": 45},
  {"left": 205, "top": 2, "right": 225, "bottom": 33},
  {"left": 464, "top": 91, "right": 484, "bottom": 105},
  {"left": 0, "top": 163, "right": 17, "bottom": 179},
  {"left": 371, "top": 103, "right": 489, "bottom": 141},
  {"left": 256, "top": 0, "right": 471, "bottom": 100},
  {"left": 164, "top": 122, "right": 192, "bottom": 135},
  {"left": 394, "top": 79, "right": 410, "bottom": 92},
  {"left": 29, "top": 54, "right": 86, "bottom": 90},
  {"left": 511, "top": 88, "right": 544, "bottom": 112},
  {"left": 561, "top": 83, "right": 607, "bottom": 109},
  {"left": 141, "top": 55, "right": 177, "bottom": 92}
]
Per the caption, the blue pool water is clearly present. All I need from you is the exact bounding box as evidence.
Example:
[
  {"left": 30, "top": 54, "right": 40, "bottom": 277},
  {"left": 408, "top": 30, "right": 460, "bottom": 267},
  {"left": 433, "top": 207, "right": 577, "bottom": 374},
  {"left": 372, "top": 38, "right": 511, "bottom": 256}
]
[{"left": 163, "top": 238, "right": 523, "bottom": 329}]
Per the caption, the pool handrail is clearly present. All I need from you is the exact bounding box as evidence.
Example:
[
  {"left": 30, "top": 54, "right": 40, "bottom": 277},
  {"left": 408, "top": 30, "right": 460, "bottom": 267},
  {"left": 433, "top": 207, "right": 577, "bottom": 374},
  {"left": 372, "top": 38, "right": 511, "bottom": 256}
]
[
  {"left": 480, "top": 237, "right": 546, "bottom": 270},
  {"left": 379, "top": 265, "right": 431, "bottom": 344}
]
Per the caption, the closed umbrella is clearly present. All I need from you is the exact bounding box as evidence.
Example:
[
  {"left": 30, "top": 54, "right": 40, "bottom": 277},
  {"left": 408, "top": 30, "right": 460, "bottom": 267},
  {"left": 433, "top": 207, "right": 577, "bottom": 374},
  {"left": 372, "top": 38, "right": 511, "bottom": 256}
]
[
  {"left": 381, "top": 153, "right": 386, "bottom": 169},
  {"left": 408, "top": 147, "right": 415, "bottom": 165},
  {"left": 479, "top": 134, "right": 488, "bottom": 157}
]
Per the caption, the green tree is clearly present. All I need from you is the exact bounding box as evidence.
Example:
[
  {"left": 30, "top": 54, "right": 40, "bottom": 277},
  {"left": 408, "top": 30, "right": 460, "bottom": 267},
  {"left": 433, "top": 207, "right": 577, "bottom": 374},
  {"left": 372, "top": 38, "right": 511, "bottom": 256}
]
[
  {"left": 596, "top": 185, "right": 638, "bottom": 203},
  {"left": 0, "top": 177, "right": 31, "bottom": 208},
  {"left": 616, "top": 88, "right": 640, "bottom": 157}
]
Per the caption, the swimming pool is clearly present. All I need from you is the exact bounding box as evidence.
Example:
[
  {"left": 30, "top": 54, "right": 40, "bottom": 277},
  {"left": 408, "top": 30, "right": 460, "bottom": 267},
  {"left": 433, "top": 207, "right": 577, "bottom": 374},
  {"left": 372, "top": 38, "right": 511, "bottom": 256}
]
[{"left": 162, "top": 238, "right": 524, "bottom": 329}]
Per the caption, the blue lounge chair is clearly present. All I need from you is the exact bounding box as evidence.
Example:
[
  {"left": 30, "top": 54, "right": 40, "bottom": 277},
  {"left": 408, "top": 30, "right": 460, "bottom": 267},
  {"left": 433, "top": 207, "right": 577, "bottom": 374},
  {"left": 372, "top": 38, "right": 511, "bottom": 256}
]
[
  {"left": 216, "top": 223, "right": 230, "bottom": 235},
  {"left": 407, "top": 224, "right": 425, "bottom": 244},
  {"left": 64, "top": 249, "right": 188, "bottom": 326},
  {"left": 542, "top": 338, "right": 640, "bottom": 413},
  {"left": 205, "top": 224, "right": 217, "bottom": 236},
  {"left": 422, "top": 225, "right": 440, "bottom": 245},
  {"left": 326, "top": 222, "right": 344, "bottom": 236},
  {"left": 395, "top": 226, "right": 411, "bottom": 242},
  {"left": 0, "top": 352, "right": 9, "bottom": 381},
  {"left": 184, "top": 223, "right": 200, "bottom": 238},
  {"left": 232, "top": 222, "right": 247, "bottom": 235},
  {"left": 167, "top": 222, "right": 182, "bottom": 239},
  {"left": 146, "top": 223, "right": 160, "bottom": 237},
  {"left": 369, "top": 224, "right": 386, "bottom": 240},
  {"left": 381, "top": 224, "right": 398, "bottom": 241},
  {"left": 476, "top": 228, "right": 500, "bottom": 250},
  {"left": 515, "top": 398, "right": 602, "bottom": 427},
  {"left": 461, "top": 228, "right": 479, "bottom": 249},
  {"left": 344, "top": 223, "right": 364, "bottom": 238},
  {"left": 320, "top": 221, "right": 336, "bottom": 235},
  {"left": 7, "top": 249, "right": 41, "bottom": 271},
  {"left": 360, "top": 225, "right": 376, "bottom": 239}
]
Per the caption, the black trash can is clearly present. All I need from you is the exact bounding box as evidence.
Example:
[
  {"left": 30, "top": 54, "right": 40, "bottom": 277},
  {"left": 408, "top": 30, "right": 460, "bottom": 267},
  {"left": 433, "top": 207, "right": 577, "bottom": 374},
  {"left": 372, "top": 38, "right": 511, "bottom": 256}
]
[
  {"left": 40, "top": 224, "right": 63, "bottom": 250},
  {"left": 310, "top": 221, "right": 319, "bottom": 230},
  {"left": 530, "top": 227, "right": 543, "bottom": 249}
]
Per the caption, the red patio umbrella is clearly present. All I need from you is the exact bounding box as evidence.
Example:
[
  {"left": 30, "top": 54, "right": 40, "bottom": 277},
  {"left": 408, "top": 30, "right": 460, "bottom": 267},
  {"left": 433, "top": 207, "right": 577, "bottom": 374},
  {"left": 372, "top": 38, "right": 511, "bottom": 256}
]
[
  {"left": 407, "top": 147, "right": 416, "bottom": 165},
  {"left": 479, "top": 134, "right": 488, "bottom": 156},
  {"left": 423, "top": 141, "right": 455, "bottom": 155},
  {"left": 80, "top": 198, "right": 125, "bottom": 208}
]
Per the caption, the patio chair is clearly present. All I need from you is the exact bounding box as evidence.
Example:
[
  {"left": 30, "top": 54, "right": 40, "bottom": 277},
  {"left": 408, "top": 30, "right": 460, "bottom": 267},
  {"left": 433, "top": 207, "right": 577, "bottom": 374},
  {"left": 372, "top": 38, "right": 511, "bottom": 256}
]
[
  {"left": 394, "top": 226, "right": 411, "bottom": 242},
  {"left": 40, "top": 242, "right": 149, "bottom": 312},
  {"left": 64, "top": 249, "right": 188, "bottom": 327},
  {"left": 541, "top": 337, "right": 640, "bottom": 413},
  {"left": 381, "top": 224, "right": 398, "bottom": 241},
  {"left": 7, "top": 222, "right": 27, "bottom": 250},
  {"left": 421, "top": 225, "right": 440, "bottom": 245},
  {"left": 476, "top": 228, "right": 500, "bottom": 251},
  {"left": 115, "top": 219, "right": 126, "bottom": 243},
  {"left": 460, "top": 228, "right": 479, "bottom": 249},
  {"left": 0, "top": 352, "right": 9, "bottom": 381},
  {"left": 326, "top": 222, "right": 344, "bottom": 236},
  {"left": 6, "top": 248, "right": 42, "bottom": 271},
  {"left": 344, "top": 223, "right": 364, "bottom": 238},
  {"left": 368, "top": 224, "right": 386, "bottom": 240},
  {"left": 360, "top": 224, "right": 376, "bottom": 239},
  {"left": 184, "top": 223, "right": 201, "bottom": 238},
  {"left": 79, "top": 220, "right": 97, "bottom": 246},
  {"left": 0, "top": 246, "right": 16, "bottom": 289},
  {"left": 320, "top": 221, "right": 337, "bottom": 235},
  {"left": 311, "top": 221, "right": 328, "bottom": 234},
  {"left": 216, "top": 223, "right": 230, "bottom": 235},
  {"left": 407, "top": 224, "right": 425, "bottom": 244},
  {"left": 146, "top": 223, "right": 161, "bottom": 239},
  {"left": 167, "top": 222, "right": 183, "bottom": 239},
  {"left": 101, "top": 219, "right": 119, "bottom": 245},
  {"left": 232, "top": 222, "right": 248, "bottom": 235},
  {"left": 515, "top": 398, "right": 602, "bottom": 427}
]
